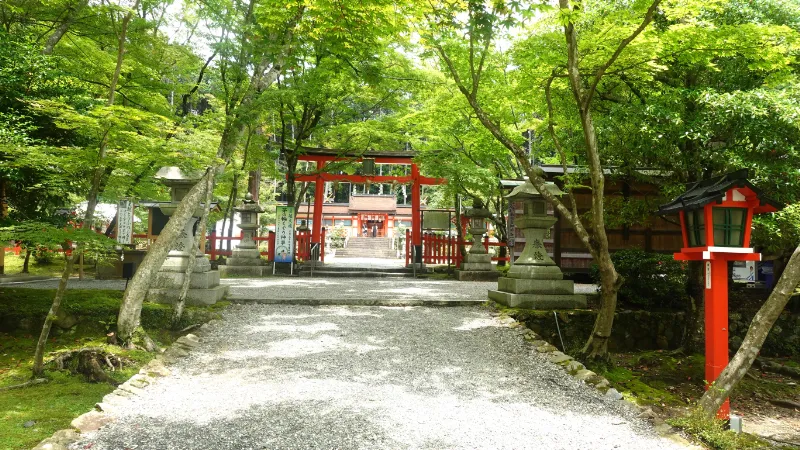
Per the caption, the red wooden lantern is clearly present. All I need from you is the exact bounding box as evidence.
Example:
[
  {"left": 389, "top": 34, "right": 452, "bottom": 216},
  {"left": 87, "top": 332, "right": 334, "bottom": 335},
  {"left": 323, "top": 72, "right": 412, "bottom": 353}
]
[{"left": 657, "top": 169, "right": 780, "bottom": 419}]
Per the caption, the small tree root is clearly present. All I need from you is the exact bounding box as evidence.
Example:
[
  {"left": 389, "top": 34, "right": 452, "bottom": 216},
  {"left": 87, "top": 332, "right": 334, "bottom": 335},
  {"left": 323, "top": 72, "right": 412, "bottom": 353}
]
[{"left": 0, "top": 378, "right": 48, "bottom": 391}]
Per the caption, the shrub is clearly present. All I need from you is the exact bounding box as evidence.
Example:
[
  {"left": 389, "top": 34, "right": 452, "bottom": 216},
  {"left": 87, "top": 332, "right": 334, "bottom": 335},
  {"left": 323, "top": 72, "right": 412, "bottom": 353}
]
[
  {"left": 327, "top": 226, "right": 349, "bottom": 249},
  {"left": 591, "top": 248, "right": 687, "bottom": 309}
]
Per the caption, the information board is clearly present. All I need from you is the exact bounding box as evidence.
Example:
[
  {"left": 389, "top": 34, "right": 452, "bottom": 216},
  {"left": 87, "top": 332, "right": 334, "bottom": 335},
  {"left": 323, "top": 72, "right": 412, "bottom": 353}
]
[
  {"left": 274, "top": 206, "right": 295, "bottom": 263},
  {"left": 117, "top": 199, "right": 134, "bottom": 245},
  {"left": 422, "top": 211, "right": 451, "bottom": 230}
]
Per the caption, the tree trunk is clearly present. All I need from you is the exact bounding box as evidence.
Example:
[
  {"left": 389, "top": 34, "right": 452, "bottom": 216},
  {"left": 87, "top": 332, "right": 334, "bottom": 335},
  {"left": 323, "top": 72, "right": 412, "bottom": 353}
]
[
  {"left": 172, "top": 174, "right": 214, "bottom": 328},
  {"left": 22, "top": 248, "right": 31, "bottom": 273},
  {"left": 452, "top": 194, "right": 464, "bottom": 259},
  {"left": 582, "top": 250, "right": 622, "bottom": 359},
  {"left": 117, "top": 168, "right": 215, "bottom": 343},
  {"left": 227, "top": 181, "right": 238, "bottom": 253},
  {"left": 32, "top": 247, "right": 76, "bottom": 377},
  {"left": 699, "top": 245, "right": 800, "bottom": 417},
  {"left": 41, "top": 0, "right": 89, "bottom": 55}
]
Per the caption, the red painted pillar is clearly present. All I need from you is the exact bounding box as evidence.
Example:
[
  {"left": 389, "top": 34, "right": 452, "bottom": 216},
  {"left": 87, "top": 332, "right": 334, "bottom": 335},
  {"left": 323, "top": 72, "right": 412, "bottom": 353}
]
[
  {"left": 268, "top": 231, "right": 275, "bottom": 261},
  {"left": 411, "top": 163, "right": 422, "bottom": 265},
  {"left": 705, "top": 257, "right": 731, "bottom": 419},
  {"left": 311, "top": 163, "right": 325, "bottom": 260}
]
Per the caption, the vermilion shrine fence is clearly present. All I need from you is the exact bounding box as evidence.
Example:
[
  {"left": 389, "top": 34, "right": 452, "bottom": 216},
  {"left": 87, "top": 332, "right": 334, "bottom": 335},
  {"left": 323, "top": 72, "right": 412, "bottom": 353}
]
[
  {"left": 133, "top": 228, "right": 327, "bottom": 263},
  {"left": 404, "top": 229, "right": 510, "bottom": 267}
]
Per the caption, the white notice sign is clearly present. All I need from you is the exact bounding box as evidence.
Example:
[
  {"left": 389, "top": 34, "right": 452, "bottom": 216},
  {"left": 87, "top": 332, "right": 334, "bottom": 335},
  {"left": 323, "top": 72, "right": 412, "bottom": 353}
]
[
  {"left": 705, "top": 261, "right": 712, "bottom": 290},
  {"left": 117, "top": 199, "right": 134, "bottom": 245},
  {"left": 274, "top": 206, "right": 295, "bottom": 263}
]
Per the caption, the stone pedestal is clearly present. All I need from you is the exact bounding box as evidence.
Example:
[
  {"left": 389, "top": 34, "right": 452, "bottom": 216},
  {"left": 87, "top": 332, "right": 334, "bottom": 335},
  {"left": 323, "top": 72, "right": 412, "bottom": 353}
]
[
  {"left": 220, "top": 195, "right": 266, "bottom": 277},
  {"left": 148, "top": 168, "right": 227, "bottom": 305},
  {"left": 456, "top": 251, "right": 500, "bottom": 281},
  {"left": 456, "top": 206, "right": 500, "bottom": 281},
  {"left": 488, "top": 213, "right": 585, "bottom": 309}
]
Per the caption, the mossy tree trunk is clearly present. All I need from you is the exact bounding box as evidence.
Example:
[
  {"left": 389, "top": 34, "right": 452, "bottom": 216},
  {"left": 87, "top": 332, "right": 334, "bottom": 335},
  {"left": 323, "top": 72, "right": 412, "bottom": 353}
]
[
  {"left": 699, "top": 245, "right": 800, "bottom": 416},
  {"left": 172, "top": 173, "right": 214, "bottom": 328}
]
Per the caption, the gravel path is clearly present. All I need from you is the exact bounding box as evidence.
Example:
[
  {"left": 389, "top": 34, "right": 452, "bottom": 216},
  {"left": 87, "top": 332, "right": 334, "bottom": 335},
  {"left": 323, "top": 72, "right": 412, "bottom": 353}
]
[{"left": 72, "top": 304, "right": 685, "bottom": 450}]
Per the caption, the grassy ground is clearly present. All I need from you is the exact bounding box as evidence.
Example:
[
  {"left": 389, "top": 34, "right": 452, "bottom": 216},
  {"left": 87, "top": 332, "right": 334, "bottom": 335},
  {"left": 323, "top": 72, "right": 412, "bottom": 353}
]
[
  {"left": 1, "top": 252, "right": 96, "bottom": 278},
  {"left": 0, "top": 335, "right": 153, "bottom": 450},
  {"left": 0, "top": 288, "right": 226, "bottom": 450}
]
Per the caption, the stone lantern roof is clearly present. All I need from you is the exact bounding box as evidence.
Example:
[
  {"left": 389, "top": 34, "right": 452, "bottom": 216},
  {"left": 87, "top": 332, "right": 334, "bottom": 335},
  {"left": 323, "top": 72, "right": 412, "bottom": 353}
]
[{"left": 505, "top": 179, "right": 564, "bottom": 199}]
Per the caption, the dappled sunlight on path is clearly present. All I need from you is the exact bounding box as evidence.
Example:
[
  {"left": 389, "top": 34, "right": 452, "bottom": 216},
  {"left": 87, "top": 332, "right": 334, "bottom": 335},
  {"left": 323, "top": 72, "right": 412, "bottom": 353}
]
[{"left": 72, "top": 305, "right": 686, "bottom": 450}]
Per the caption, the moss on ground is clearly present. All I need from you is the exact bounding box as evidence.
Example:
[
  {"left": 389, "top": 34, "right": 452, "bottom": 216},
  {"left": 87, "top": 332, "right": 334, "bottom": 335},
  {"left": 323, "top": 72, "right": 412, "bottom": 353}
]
[
  {"left": 0, "top": 288, "right": 226, "bottom": 450},
  {"left": 669, "top": 410, "right": 790, "bottom": 450}
]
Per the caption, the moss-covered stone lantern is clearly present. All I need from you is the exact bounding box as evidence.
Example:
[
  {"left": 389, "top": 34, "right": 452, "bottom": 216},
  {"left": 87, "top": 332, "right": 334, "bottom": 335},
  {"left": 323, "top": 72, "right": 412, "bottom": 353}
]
[{"left": 488, "top": 178, "right": 586, "bottom": 309}]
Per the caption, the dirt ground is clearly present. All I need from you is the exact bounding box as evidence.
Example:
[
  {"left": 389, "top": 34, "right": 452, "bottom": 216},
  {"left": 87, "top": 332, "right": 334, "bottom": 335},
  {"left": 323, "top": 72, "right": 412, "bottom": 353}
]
[{"left": 600, "top": 352, "right": 800, "bottom": 447}]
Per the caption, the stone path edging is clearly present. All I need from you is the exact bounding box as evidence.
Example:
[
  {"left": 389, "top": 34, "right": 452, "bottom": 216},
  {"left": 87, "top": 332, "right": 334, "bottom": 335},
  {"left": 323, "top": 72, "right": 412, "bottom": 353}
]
[
  {"left": 31, "top": 324, "right": 218, "bottom": 450},
  {"left": 488, "top": 302, "right": 701, "bottom": 450},
  {"left": 230, "top": 298, "right": 484, "bottom": 306}
]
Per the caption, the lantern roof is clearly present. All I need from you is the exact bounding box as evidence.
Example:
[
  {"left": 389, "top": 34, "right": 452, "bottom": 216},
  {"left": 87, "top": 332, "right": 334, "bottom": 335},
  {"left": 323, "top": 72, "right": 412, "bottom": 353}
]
[
  {"left": 657, "top": 169, "right": 781, "bottom": 215},
  {"left": 154, "top": 166, "right": 203, "bottom": 184},
  {"left": 505, "top": 179, "right": 563, "bottom": 199}
]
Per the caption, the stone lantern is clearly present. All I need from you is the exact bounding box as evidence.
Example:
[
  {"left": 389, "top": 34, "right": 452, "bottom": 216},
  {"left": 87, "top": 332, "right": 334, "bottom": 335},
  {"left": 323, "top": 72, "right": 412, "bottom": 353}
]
[
  {"left": 296, "top": 219, "right": 310, "bottom": 233},
  {"left": 488, "top": 179, "right": 586, "bottom": 309},
  {"left": 456, "top": 199, "right": 500, "bottom": 281},
  {"left": 148, "top": 167, "right": 227, "bottom": 305},
  {"left": 220, "top": 193, "right": 266, "bottom": 277}
]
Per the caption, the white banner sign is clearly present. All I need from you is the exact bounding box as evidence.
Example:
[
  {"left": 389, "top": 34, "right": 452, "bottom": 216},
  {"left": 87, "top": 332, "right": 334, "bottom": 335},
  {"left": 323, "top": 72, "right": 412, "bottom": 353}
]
[
  {"left": 117, "top": 199, "right": 134, "bottom": 245},
  {"left": 274, "top": 206, "right": 295, "bottom": 263}
]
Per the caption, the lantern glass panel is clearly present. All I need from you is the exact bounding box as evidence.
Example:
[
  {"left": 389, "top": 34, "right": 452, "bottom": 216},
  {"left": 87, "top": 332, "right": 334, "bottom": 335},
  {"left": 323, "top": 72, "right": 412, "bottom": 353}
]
[
  {"left": 532, "top": 200, "right": 545, "bottom": 215},
  {"left": 685, "top": 210, "right": 705, "bottom": 247},
  {"left": 712, "top": 207, "right": 747, "bottom": 247}
]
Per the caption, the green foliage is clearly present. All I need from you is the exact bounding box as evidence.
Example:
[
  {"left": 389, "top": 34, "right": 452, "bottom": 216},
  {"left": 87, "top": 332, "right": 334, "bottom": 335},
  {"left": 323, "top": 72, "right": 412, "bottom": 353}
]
[
  {"left": 592, "top": 249, "right": 688, "bottom": 309},
  {"left": 0, "top": 222, "right": 117, "bottom": 262},
  {"left": 751, "top": 203, "right": 800, "bottom": 256}
]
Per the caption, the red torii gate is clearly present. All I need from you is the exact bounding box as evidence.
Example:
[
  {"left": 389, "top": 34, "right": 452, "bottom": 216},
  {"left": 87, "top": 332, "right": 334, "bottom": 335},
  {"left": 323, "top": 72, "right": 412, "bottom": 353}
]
[{"left": 293, "top": 148, "right": 443, "bottom": 264}]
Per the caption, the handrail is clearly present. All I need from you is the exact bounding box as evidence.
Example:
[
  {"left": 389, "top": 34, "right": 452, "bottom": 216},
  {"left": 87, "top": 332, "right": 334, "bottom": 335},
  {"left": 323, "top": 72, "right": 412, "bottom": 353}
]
[
  {"left": 412, "top": 245, "right": 416, "bottom": 279},
  {"left": 310, "top": 243, "right": 320, "bottom": 278}
]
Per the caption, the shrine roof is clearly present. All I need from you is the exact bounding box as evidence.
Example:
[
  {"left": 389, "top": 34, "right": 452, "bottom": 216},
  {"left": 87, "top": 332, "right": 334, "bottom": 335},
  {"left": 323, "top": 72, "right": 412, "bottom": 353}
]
[{"left": 656, "top": 169, "right": 781, "bottom": 215}]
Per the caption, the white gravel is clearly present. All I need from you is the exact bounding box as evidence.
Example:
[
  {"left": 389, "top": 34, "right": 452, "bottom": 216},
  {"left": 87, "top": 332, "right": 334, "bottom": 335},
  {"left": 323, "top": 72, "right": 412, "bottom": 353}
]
[{"left": 72, "top": 304, "right": 686, "bottom": 450}]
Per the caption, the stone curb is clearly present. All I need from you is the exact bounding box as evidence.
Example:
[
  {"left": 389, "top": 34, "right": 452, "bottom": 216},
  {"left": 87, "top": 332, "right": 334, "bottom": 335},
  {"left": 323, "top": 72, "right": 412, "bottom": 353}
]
[
  {"left": 488, "top": 302, "right": 702, "bottom": 450},
  {"left": 229, "top": 298, "right": 485, "bottom": 307},
  {"left": 31, "top": 321, "right": 220, "bottom": 450}
]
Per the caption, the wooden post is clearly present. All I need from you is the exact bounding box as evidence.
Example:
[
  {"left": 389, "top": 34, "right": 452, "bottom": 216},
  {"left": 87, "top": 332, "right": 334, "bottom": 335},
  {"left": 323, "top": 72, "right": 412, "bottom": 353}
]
[
  {"left": 321, "top": 228, "right": 326, "bottom": 262},
  {"left": 209, "top": 232, "right": 217, "bottom": 260},
  {"left": 705, "top": 257, "right": 731, "bottom": 419},
  {"left": 268, "top": 231, "right": 275, "bottom": 262},
  {"left": 411, "top": 164, "right": 422, "bottom": 264},
  {"left": 311, "top": 162, "right": 325, "bottom": 259},
  {"left": 405, "top": 229, "right": 411, "bottom": 266}
]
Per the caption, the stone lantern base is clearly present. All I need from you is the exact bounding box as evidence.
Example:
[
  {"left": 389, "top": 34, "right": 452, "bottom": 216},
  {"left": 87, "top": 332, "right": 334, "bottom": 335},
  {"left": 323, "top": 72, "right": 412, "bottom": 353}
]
[
  {"left": 220, "top": 247, "right": 266, "bottom": 277},
  {"left": 488, "top": 267, "right": 586, "bottom": 309},
  {"left": 456, "top": 253, "right": 501, "bottom": 281},
  {"left": 148, "top": 251, "right": 228, "bottom": 306}
]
